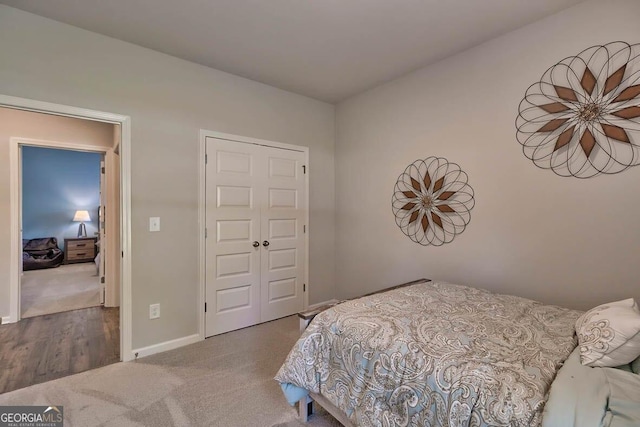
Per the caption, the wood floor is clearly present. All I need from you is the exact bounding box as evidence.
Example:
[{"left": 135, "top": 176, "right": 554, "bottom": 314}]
[{"left": 0, "top": 306, "right": 120, "bottom": 394}]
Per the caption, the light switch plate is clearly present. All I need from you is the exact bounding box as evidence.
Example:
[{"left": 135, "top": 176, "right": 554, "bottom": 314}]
[
  {"left": 149, "top": 303, "right": 160, "bottom": 319},
  {"left": 149, "top": 217, "right": 160, "bottom": 232}
]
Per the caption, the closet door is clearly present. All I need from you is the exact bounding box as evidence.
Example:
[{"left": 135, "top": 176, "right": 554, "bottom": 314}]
[
  {"left": 205, "top": 136, "right": 307, "bottom": 336},
  {"left": 260, "top": 147, "right": 306, "bottom": 322},
  {"left": 205, "top": 138, "right": 262, "bottom": 336}
]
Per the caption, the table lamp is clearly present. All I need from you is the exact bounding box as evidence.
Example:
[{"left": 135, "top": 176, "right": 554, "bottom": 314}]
[{"left": 73, "top": 210, "right": 91, "bottom": 238}]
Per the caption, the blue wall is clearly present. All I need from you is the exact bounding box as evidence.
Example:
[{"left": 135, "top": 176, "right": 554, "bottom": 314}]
[{"left": 22, "top": 146, "right": 101, "bottom": 251}]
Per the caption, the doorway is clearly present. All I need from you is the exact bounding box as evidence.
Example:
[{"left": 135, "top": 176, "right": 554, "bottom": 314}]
[
  {"left": 7, "top": 114, "right": 121, "bottom": 322},
  {"left": 20, "top": 145, "right": 104, "bottom": 319},
  {"left": 0, "top": 95, "right": 134, "bottom": 361},
  {"left": 0, "top": 106, "right": 124, "bottom": 392}
]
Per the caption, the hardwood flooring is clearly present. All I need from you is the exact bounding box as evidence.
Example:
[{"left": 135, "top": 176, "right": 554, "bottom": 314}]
[{"left": 0, "top": 306, "right": 119, "bottom": 394}]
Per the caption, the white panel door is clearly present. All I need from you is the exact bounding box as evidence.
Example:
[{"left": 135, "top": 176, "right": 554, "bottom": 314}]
[
  {"left": 205, "top": 137, "right": 307, "bottom": 336},
  {"left": 205, "top": 138, "right": 262, "bottom": 336},
  {"left": 260, "top": 148, "right": 306, "bottom": 322}
]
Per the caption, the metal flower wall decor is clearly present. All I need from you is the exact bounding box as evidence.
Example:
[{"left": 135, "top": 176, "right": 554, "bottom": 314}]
[
  {"left": 392, "top": 157, "right": 475, "bottom": 246},
  {"left": 516, "top": 41, "right": 640, "bottom": 178}
]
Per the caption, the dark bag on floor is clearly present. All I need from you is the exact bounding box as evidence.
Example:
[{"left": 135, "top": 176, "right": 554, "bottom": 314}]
[{"left": 23, "top": 237, "right": 64, "bottom": 271}]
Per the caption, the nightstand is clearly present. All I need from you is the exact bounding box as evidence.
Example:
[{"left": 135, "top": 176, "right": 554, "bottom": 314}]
[{"left": 64, "top": 237, "right": 98, "bottom": 264}]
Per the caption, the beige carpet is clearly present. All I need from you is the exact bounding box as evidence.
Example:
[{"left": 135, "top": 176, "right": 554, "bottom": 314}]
[
  {"left": 21, "top": 263, "right": 100, "bottom": 318},
  {"left": 0, "top": 315, "right": 340, "bottom": 427}
]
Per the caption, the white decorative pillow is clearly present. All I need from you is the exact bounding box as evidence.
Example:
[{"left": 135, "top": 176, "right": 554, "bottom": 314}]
[{"left": 575, "top": 298, "right": 640, "bottom": 367}]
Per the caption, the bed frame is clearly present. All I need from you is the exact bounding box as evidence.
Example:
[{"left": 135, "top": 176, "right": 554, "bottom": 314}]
[{"left": 295, "top": 278, "right": 431, "bottom": 425}]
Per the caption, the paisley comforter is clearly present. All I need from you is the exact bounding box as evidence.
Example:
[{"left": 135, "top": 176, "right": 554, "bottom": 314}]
[{"left": 275, "top": 281, "right": 582, "bottom": 427}]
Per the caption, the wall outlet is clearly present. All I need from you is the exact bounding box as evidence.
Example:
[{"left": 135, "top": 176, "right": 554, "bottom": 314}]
[
  {"left": 149, "top": 303, "right": 160, "bottom": 319},
  {"left": 149, "top": 217, "right": 160, "bottom": 232}
]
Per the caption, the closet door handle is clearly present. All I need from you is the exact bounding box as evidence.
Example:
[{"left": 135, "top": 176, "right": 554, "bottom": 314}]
[
  {"left": 252, "top": 241, "right": 260, "bottom": 248},
  {"left": 262, "top": 240, "right": 270, "bottom": 247}
]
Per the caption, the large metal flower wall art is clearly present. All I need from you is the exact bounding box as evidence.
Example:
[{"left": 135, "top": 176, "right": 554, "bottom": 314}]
[
  {"left": 516, "top": 41, "right": 640, "bottom": 178},
  {"left": 392, "top": 157, "right": 474, "bottom": 246}
]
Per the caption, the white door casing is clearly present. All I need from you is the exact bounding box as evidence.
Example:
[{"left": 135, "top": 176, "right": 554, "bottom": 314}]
[{"left": 204, "top": 136, "right": 307, "bottom": 336}]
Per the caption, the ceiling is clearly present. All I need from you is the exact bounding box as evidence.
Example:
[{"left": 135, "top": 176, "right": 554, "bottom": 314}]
[{"left": 0, "top": 0, "right": 587, "bottom": 103}]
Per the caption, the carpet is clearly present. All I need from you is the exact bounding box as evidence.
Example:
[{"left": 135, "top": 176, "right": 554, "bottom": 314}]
[
  {"left": 0, "top": 315, "right": 340, "bottom": 427},
  {"left": 21, "top": 263, "right": 101, "bottom": 318}
]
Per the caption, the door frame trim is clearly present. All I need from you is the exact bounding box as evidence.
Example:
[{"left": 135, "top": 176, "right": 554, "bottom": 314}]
[
  {"left": 198, "top": 129, "right": 310, "bottom": 340},
  {"left": 1, "top": 94, "right": 133, "bottom": 362}
]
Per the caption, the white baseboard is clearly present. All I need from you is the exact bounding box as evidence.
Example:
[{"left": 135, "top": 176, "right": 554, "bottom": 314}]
[
  {"left": 131, "top": 333, "right": 201, "bottom": 360},
  {"left": 1, "top": 316, "right": 11, "bottom": 325},
  {"left": 308, "top": 299, "right": 340, "bottom": 310}
]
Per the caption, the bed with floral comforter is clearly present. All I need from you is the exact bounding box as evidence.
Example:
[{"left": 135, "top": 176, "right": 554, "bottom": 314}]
[{"left": 275, "top": 280, "right": 582, "bottom": 426}]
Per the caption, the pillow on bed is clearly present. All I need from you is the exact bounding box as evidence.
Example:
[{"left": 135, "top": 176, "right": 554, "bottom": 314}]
[{"left": 575, "top": 298, "right": 640, "bottom": 367}]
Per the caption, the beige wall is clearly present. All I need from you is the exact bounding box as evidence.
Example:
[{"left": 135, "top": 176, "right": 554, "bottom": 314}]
[
  {"left": 0, "top": 6, "right": 336, "bottom": 348},
  {"left": 0, "top": 107, "right": 114, "bottom": 149},
  {"left": 335, "top": 0, "right": 640, "bottom": 310},
  {"left": 0, "top": 107, "right": 115, "bottom": 318}
]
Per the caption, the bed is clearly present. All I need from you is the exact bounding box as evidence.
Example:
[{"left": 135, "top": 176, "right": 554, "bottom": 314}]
[{"left": 275, "top": 279, "right": 640, "bottom": 427}]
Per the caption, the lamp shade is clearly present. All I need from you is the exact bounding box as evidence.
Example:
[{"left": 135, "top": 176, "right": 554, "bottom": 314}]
[{"left": 73, "top": 210, "right": 91, "bottom": 222}]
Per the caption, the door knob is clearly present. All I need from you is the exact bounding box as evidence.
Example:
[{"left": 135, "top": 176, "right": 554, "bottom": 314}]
[
  {"left": 252, "top": 241, "right": 260, "bottom": 248},
  {"left": 262, "top": 240, "right": 270, "bottom": 247}
]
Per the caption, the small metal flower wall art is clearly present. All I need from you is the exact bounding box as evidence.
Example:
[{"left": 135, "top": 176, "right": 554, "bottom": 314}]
[
  {"left": 516, "top": 41, "right": 640, "bottom": 178},
  {"left": 392, "top": 157, "right": 475, "bottom": 246}
]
